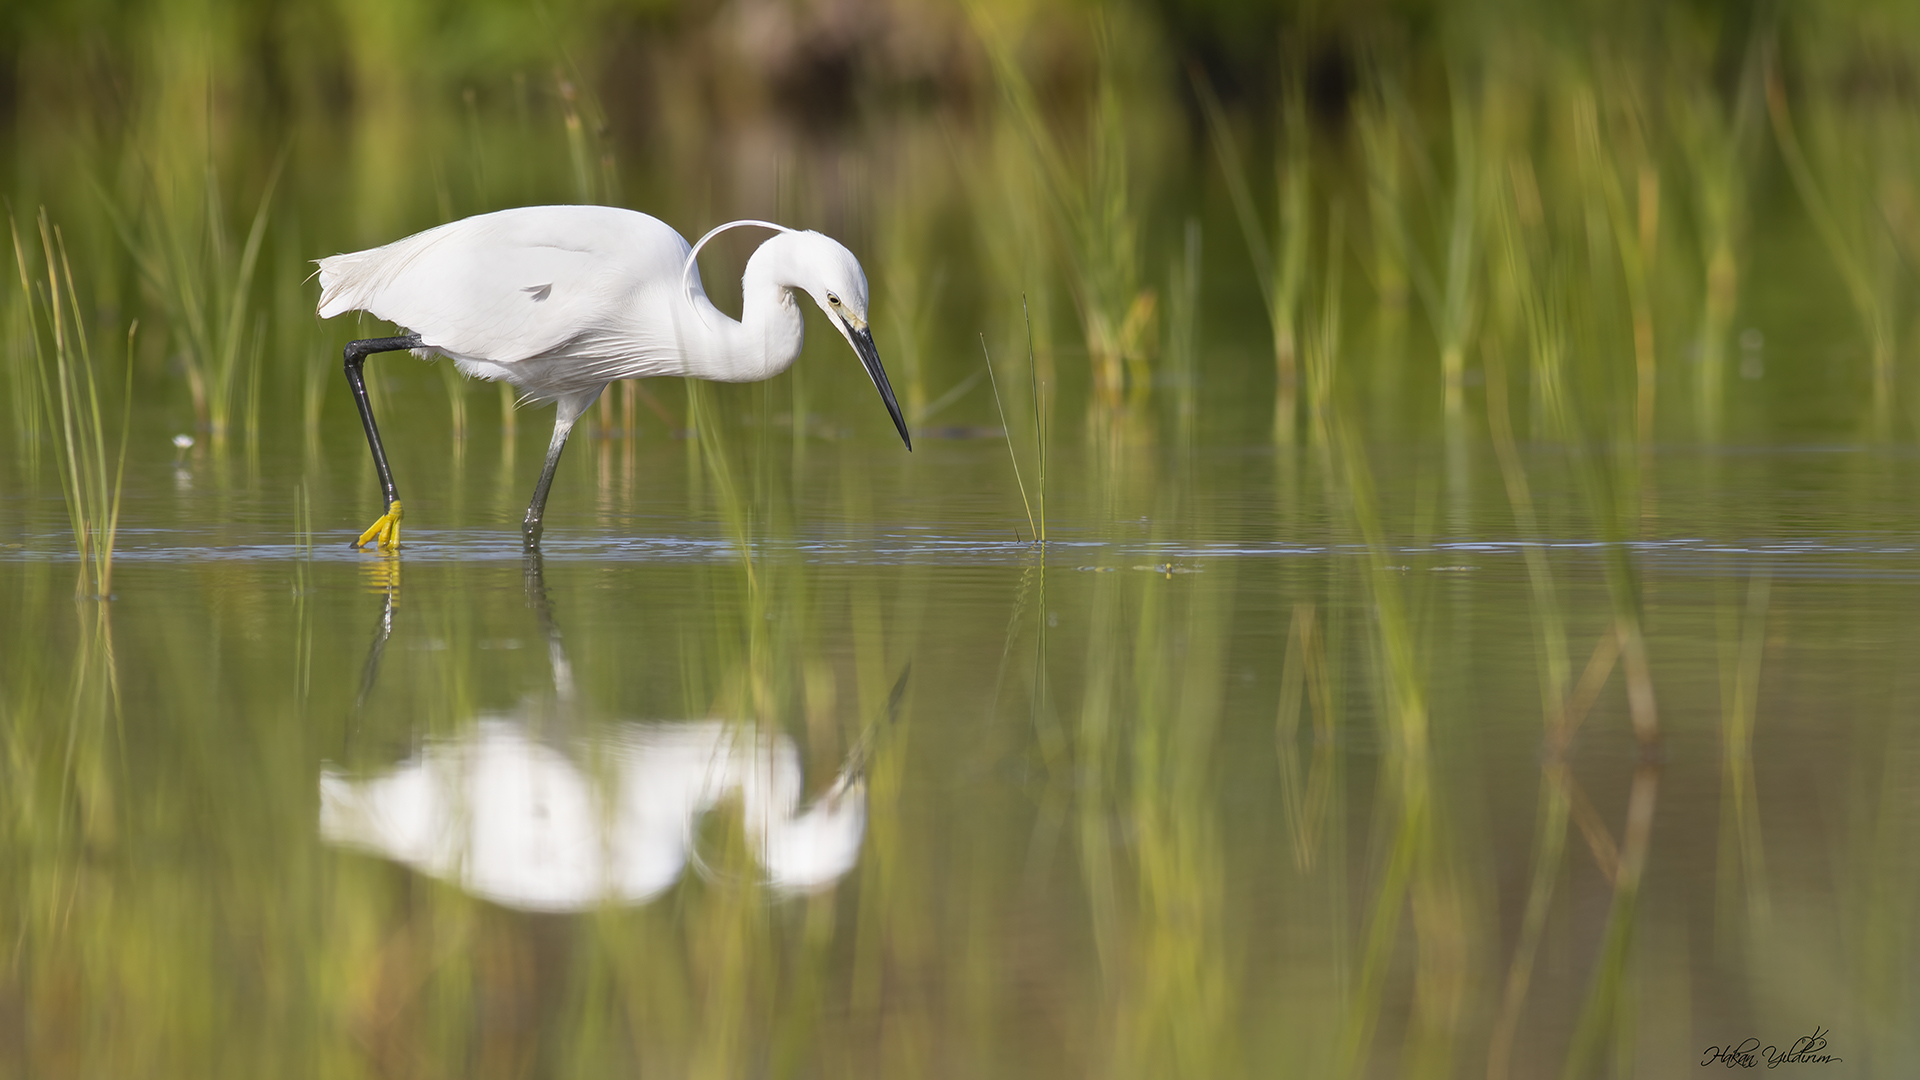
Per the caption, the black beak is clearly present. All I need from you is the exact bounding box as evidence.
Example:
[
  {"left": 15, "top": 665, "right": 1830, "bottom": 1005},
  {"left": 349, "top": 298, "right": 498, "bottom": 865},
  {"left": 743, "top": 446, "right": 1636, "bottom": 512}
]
[{"left": 847, "top": 320, "right": 911, "bottom": 451}]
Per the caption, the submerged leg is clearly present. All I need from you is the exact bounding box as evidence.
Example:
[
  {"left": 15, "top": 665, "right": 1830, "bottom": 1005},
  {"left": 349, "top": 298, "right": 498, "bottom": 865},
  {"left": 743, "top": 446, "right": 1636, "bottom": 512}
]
[
  {"left": 343, "top": 334, "right": 423, "bottom": 550},
  {"left": 522, "top": 389, "right": 602, "bottom": 548}
]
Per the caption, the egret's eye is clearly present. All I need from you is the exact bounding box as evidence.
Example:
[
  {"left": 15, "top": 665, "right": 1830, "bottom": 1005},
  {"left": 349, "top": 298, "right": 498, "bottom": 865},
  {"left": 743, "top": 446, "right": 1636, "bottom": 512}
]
[{"left": 826, "top": 292, "right": 841, "bottom": 307}]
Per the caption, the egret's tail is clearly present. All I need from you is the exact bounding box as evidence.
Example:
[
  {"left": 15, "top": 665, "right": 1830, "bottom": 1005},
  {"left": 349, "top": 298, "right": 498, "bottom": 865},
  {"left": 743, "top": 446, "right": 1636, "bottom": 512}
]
[{"left": 315, "top": 249, "right": 385, "bottom": 319}]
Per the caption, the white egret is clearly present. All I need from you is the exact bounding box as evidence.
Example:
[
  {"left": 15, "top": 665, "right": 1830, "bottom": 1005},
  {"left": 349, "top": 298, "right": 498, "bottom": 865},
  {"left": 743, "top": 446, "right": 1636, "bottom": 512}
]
[{"left": 316, "top": 205, "right": 911, "bottom": 549}]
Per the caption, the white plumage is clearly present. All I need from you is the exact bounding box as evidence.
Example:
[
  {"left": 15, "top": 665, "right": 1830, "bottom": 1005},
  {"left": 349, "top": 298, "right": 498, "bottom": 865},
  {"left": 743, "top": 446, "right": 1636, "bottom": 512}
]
[
  {"left": 315, "top": 205, "right": 909, "bottom": 548},
  {"left": 319, "top": 718, "right": 868, "bottom": 911}
]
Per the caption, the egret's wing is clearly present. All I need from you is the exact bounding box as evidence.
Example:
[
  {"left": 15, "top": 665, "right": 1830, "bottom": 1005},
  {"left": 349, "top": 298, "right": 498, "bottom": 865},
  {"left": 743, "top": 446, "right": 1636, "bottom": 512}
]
[{"left": 317, "top": 206, "right": 691, "bottom": 365}]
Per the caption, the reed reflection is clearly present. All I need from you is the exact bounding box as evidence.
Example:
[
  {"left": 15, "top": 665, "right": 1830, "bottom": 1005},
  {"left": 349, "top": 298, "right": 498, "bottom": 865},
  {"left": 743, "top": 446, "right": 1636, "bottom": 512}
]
[{"left": 321, "top": 554, "right": 870, "bottom": 911}]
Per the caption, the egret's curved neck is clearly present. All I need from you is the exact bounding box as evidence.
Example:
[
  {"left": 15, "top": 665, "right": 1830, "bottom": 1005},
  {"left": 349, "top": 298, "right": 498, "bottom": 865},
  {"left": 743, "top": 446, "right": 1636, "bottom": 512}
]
[{"left": 682, "top": 237, "right": 805, "bottom": 383}]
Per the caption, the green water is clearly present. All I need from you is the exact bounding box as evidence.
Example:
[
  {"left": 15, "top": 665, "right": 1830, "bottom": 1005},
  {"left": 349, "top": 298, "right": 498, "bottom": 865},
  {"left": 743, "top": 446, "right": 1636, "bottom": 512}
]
[
  {"left": 6, "top": 4, "right": 1920, "bottom": 1076},
  {"left": 8, "top": 407, "right": 1919, "bottom": 1075}
]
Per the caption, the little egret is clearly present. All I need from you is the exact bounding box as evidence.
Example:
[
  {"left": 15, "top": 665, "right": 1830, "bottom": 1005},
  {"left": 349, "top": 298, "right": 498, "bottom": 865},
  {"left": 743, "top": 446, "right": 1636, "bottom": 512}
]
[{"left": 316, "top": 205, "right": 911, "bottom": 549}]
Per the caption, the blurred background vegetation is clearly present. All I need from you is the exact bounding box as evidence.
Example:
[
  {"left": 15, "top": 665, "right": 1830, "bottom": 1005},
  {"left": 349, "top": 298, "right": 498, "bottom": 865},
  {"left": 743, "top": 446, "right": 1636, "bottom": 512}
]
[
  {"left": 6, "top": 0, "right": 1920, "bottom": 1077},
  {"left": 2, "top": 0, "right": 1919, "bottom": 448}
]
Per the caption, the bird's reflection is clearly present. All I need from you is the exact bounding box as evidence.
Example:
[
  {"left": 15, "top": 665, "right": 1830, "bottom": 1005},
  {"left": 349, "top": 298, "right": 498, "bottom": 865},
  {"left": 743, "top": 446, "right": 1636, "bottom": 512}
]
[
  {"left": 323, "top": 552, "right": 872, "bottom": 912},
  {"left": 321, "top": 717, "right": 866, "bottom": 911}
]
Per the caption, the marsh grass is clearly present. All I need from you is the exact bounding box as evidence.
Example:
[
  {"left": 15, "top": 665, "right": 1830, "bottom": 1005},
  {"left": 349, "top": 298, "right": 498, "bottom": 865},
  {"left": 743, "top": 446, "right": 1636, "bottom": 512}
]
[
  {"left": 1282, "top": 64, "right": 1694, "bottom": 1063},
  {"left": 1763, "top": 48, "right": 1903, "bottom": 431},
  {"left": 1025, "top": 301, "right": 1048, "bottom": 543},
  {"left": 1165, "top": 219, "right": 1202, "bottom": 454},
  {"left": 114, "top": 151, "right": 281, "bottom": 453},
  {"left": 1302, "top": 206, "right": 1344, "bottom": 448},
  {"left": 1505, "top": 142, "right": 1667, "bottom": 1072},
  {"left": 11, "top": 211, "right": 132, "bottom": 600},
  {"left": 974, "top": 10, "right": 1158, "bottom": 417},
  {"left": 1484, "top": 197, "right": 1653, "bottom": 1076},
  {"left": 1574, "top": 79, "right": 1661, "bottom": 447},
  {"left": 1273, "top": 193, "right": 1467, "bottom": 1075},
  {"left": 982, "top": 334, "right": 1037, "bottom": 542},
  {"left": 1482, "top": 196, "right": 1576, "bottom": 1078},
  {"left": 1670, "top": 54, "right": 1761, "bottom": 438},
  {"left": 1326, "top": 411, "right": 1467, "bottom": 1080},
  {"left": 879, "top": 126, "right": 952, "bottom": 428},
  {"left": 1356, "top": 78, "right": 1412, "bottom": 313},
  {"left": 981, "top": 298, "right": 1049, "bottom": 545},
  {"left": 967, "top": 111, "right": 1059, "bottom": 443},
  {"left": 1195, "top": 72, "right": 1308, "bottom": 442},
  {"left": 1431, "top": 84, "right": 1483, "bottom": 419},
  {"left": 1490, "top": 123, "right": 1673, "bottom": 1071},
  {"left": 4, "top": 273, "right": 45, "bottom": 477}
]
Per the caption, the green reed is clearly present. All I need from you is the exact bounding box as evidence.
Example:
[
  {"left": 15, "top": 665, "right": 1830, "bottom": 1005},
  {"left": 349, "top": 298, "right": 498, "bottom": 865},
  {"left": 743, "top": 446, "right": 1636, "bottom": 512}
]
[
  {"left": 1483, "top": 148, "right": 1664, "bottom": 1077},
  {"left": 973, "top": 8, "right": 1159, "bottom": 415},
  {"left": 10, "top": 212, "right": 132, "bottom": 600},
  {"left": 1764, "top": 51, "right": 1901, "bottom": 429},
  {"left": 1196, "top": 71, "right": 1309, "bottom": 442},
  {"left": 980, "top": 298, "right": 1049, "bottom": 545},
  {"left": 1302, "top": 206, "right": 1344, "bottom": 448},
  {"left": 1574, "top": 76, "right": 1661, "bottom": 447},
  {"left": 1483, "top": 173, "right": 1577, "bottom": 1080},
  {"left": 1501, "top": 150, "right": 1666, "bottom": 1075},
  {"left": 878, "top": 122, "right": 952, "bottom": 428},
  {"left": 1432, "top": 81, "right": 1483, "bottom": 419},
  {"left": 1356, "top": 77, "right": 1411, "bottom": 312},
  {"left": 4, "top": 276, "right": 44, "bottom": 476},
  {"left": 1165, "top": 219, "right": 1202, "bottom": 454},
  {"left": 967, "top": 109, "right": 1059, "bottom": 439},
  {"left": 1326, "top": 419, "right": 1467, "bottom": 1080},
  {"left": 1670, "top": 50, "right": 1761, "bottom": 438},
  {"left": 115, "top": 150, "right": 281, "bottom": 453},
  {"left": 982, "top": 335, "right": 1037, "bottom": 543}
]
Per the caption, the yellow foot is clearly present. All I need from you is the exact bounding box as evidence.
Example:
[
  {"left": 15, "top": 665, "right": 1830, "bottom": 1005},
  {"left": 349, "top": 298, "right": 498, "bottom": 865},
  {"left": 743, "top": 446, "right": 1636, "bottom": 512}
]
[{"left": 354, "top": 500, "right": 403, "bottom": 551}]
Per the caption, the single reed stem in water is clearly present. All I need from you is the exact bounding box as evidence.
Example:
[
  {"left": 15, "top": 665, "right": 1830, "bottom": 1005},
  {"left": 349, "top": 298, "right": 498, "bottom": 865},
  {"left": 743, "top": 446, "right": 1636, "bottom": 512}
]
[
  {"left": 982, "top": 334, "right": 1036, "bottom": 544},
  {"left": 1025, "top": 296, "right": 1046, "bottom": 544}
]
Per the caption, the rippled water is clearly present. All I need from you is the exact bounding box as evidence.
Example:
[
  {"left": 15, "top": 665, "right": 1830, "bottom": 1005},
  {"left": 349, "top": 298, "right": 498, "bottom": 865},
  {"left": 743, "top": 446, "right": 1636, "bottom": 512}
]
[{"left": 6, "top": 393, "right": 1919, "bottom": 1075}]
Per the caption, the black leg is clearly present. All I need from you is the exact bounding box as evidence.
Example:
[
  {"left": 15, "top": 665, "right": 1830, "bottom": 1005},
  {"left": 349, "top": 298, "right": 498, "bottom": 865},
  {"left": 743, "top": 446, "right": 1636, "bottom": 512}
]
[
  {"left": 343, "top": 335, "right": 422, "bottom": 548},
  {"left": 521, "top": 389, "right": 600, "bottom": 549},
  {"left": 521, "top": 428, "right": 571, "bottom": 548}
]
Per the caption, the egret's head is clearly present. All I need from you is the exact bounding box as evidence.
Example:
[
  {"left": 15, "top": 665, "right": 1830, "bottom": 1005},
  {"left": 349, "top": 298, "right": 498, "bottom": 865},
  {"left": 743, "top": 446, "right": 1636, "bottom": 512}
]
[
  {"left": 786, "top": 231, "right": 910, "bottom": 451},
  {"left": 788, "top": 231, "right": 872, "bottom": 331}
]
